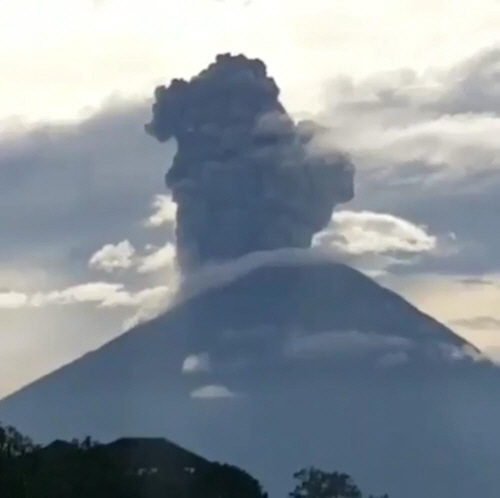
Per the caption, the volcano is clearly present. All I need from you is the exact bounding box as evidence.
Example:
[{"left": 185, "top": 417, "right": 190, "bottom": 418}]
[
  {"left": 2, "top": 54, "right": 500, "bottom": 497},
  {"left": 1, "top": 257, "right": 499, "bottom": 498}
]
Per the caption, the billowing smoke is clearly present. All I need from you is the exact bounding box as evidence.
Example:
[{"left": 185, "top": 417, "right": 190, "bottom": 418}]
[{"left": 146, "top": 53, "right": 354, "bottom": 271}]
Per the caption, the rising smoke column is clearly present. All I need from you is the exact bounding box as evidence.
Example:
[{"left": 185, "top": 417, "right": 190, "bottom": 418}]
[{"left": 146, "top": 53, "right": 354, "bottom": 271}]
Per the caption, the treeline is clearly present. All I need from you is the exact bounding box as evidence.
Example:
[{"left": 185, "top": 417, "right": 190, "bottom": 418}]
[{"left": 1, "top": 422, "right": 388, "bottom": 497}]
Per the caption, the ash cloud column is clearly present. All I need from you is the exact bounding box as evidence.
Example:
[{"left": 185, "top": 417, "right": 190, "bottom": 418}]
[{"left": 146, "top": 53, "right": 354, "bottom": 271}]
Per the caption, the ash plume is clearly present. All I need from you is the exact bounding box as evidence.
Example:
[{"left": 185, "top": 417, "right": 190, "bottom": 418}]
[{"left": 146, "top": 53, "right": 354, "bottom": 271}]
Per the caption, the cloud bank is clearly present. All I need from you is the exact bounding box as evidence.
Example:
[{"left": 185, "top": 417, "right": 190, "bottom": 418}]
[{"left": 1, "top": 282, "right": 171, "bottom": 311}]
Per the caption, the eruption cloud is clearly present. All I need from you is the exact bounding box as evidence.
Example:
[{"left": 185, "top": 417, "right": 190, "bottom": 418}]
[{"left": 146, "top": 53, "right": 354, "bottom": 271}]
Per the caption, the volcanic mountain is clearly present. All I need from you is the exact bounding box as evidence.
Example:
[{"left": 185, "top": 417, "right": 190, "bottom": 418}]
[
  {"left": 1, "top": 256, "right": 499, "bottom": 498},
  {"left": 2, "top": 54, "right": 500, "bottom": 497}
]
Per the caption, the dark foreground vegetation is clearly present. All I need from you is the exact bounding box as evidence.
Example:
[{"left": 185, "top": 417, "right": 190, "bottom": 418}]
[{"left": 1, "top": 422, "right": 388, "bottom": 497}]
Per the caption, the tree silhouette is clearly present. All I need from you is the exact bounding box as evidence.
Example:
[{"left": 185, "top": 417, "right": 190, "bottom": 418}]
[
  {"left": 1, "top": 422, "right": 269, "bottom": 498},
  {"left": 290, "top": 467, "right": 362, "bottom": 498},
  {"left": 2, "top": 422, "right": 392, "bottom": 498},
  {"left": 190, "top": 462, "right": 268, "bottom": 498}
]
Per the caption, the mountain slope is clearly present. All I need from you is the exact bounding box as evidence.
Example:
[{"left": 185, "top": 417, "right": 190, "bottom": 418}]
[{"left": 1, "top": 261, "right": 499, "bottom": 498}]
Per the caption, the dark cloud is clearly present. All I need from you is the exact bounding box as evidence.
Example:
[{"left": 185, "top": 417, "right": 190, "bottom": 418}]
[
  {"left": 0, "top": 101, "right": 173, "bottom": 275},
  {"left": 146, "top": 53, "right": 354, "bottom": 271},
  {"left": 323, "top": 47, "right": 500, "bottom": 121},
  {"left": 428, "top": 48, "right": 500, "bottom": 115}
]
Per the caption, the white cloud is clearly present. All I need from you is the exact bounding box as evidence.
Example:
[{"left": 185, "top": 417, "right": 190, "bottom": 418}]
[
  {"left": 0, "top": 291, "right": 28, "bottom": 309},
  {"left": 30, "top": 282, "right": 124, "bottom": 306},
  {"left": 137, "top": 243, "right": 176, "bottom": 273},
  {"left": 285, "top": 330, "right": 413, "bottom": 359},
  {"left": 87, "top": 238, "right": 178, "bottom": 276},
  {"left": 144, "top": 195, "right": 177, "bottom": 228},
  {"left": 314, "top": 210, "right": 437, "bottom": 255},
  {"left": 311, "top": 210, "right": 442, "bottom": 276},
  {"left": 190, "top": 384, "right": 235, "bottom": 399},
  {"left": 100, "top": 286, "right": 170, "bottom": 308},
  {"left": 182, "top": 353, "right": 210, "bottom": 374},
  {"left": 88, "top": 240, "right": 135, "bottom": 272}
]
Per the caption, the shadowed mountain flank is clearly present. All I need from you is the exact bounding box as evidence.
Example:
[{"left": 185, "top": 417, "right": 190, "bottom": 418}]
[{"left": 1, "top": 260, "right": 498, "bottom": 498}]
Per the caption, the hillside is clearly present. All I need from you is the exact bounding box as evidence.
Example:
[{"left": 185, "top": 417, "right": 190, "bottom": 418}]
[{"left": 1, "top": 261, "right": 499, "bottom": 497}]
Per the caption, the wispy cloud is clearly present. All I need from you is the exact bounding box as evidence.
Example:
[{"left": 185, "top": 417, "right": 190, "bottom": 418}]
[
  {"left": 190, "top": 384, "right": 235, "bottom": 399},
  {"left": 30, "top": 282, "right": 124, "bottom": 307},
  {"left": 100, "top": 286, "right": 170, "bottom": 308},
  {"left": 458, "top": 277, "right": 496, "bottom": 287},
  {"left": 450, "top": 316, "right": 500, "bottom": 331},
  {"left": 285, "top": 330, "right": 413, "bottom": 359}
]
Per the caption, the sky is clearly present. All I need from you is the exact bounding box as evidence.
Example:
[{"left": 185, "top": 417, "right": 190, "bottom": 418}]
[{"left": 1, "top": 0, "right": 500, "bottom": 397}]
